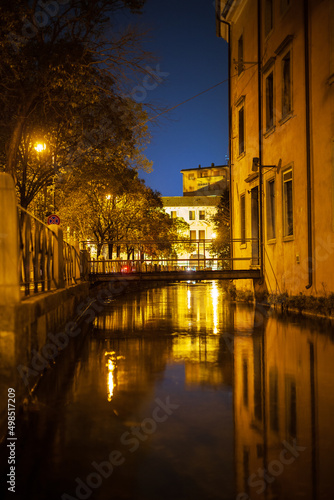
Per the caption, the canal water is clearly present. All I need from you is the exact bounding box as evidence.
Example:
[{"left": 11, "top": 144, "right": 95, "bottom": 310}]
[{"left": 1, "top": 281, "right": 334, "bottom": 500}]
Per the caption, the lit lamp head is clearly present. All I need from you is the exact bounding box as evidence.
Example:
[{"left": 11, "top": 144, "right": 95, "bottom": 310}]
[{"left": 35, "top": 143, "right": 46, "bottom": 153}]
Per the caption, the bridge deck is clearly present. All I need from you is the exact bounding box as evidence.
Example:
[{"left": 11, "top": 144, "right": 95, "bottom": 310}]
[{"left": 89, "top": 269, "right": 262, "bottom": 282}]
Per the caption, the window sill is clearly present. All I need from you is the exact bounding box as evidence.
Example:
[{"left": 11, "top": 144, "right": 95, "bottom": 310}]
[
  {"left": 264, "top": 126, "right": 276, "bottom": 138},
  {"left": 266, "top": 238, "right": 276, "bottom": 245},
  {"left": 283, "top": 235, "right": 294, "bottom": 242},
  {"left": 240, "top": 243, "right": 247, "bottom": 249},
  {"left": 279, "top": 112, "right": 294, "bottom": 126},
  {"left": 237, "top": 151, "right": 246, "bottom": 161}
]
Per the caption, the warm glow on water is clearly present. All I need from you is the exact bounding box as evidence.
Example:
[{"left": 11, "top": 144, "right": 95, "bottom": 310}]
[{"left": 6, "top": 283, "right": 334, "bottom": 500}]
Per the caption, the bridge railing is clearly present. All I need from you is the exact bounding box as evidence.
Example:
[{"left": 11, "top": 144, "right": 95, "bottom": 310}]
[{"left": 89, "top": 254, "right": 257, "bottom": 275}]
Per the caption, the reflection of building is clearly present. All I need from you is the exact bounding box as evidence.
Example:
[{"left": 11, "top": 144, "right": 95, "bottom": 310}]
[
  {"left": 233, "top": 308, "right": 334, "bottom": 499},
  {"left": 180, "top": 164, "right": 229, "bottom": 196},
  {"left": 216, "top": 0, "right": 334, "bottom": 295}
]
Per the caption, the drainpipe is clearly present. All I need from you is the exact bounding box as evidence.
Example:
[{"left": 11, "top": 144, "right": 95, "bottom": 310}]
[
  {"left": 216, "top": 12, "right": 232, "bottom": 268},
  {"left": 304, "top": 0, "right": 313, "bottom": 289},
  {"left": 258, "top": 0, "right": 264, "bottom": 279}
]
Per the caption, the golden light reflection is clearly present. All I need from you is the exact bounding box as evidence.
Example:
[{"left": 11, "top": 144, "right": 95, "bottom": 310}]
[
  {"left": 105, "top": 351, "right": 117, "bottom": 402},
  {"left": 210, "top": 281, "right": 219, "bottom": 334},
  {"left": 187, "top": 288, "right": 191, "bottom": 310},
  {"left": 34, "top": 143, "right": 46, "bottom": 152}
]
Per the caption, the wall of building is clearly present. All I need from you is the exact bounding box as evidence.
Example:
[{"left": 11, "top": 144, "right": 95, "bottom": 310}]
[
  {"left": 181, "top": 165, "right": 229, "bottom": 196},
  {"left": 218, "top": 0, "right": 334, "bottom": 297}
]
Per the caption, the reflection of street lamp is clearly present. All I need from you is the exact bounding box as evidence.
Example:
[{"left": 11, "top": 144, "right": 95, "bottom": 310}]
[{"left": 34, "top": 143, "right": 46, "bottom": 153}]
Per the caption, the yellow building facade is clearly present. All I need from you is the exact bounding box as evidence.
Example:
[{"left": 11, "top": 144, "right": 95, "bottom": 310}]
[
  {"left": 216, "top": 0, "right": 334, "bottom": 296},
  {"left": 180, "top": 164, "right": 229, "bottom": 196}
]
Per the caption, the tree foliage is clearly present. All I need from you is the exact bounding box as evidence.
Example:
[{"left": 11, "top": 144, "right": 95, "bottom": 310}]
[
  {"left": 210, "top": 190, "right": 230, "bottom": 262},
  {"left": 0, "top": 0, "right": 152, "bottom": 208}
]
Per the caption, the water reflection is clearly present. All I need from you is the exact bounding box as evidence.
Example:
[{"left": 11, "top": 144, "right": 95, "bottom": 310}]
[{"left": 1, "top": 283, "right": 334, "bottom": 500}]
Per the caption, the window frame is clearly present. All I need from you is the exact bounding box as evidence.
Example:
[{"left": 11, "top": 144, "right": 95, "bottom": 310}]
[
  {"left": 240, "top": 193, "right": 246, "bottom": 244},
  {"left": 199, "top": 230, "right": 206, "bottom": 240},
  {"left": 266, "top": 177, "right": 276, "bottom": 241},
  {"left": 190, "top": 230, "right": 197, "bottom": 240},
  {"left": 170, "top": 210, "right": 177, "bottom": 219},
  {"left": 281, "top": 49, "right": 292, "bottom": 120},
  {"left": 238, "top": 105, "right": 245, "bottom": 156},
  {"left": 282, "top": 166, "right": 294, "bottom": 240},
  {"left": 199, "top": 210, "right": 206, "bottom": 220},
  {"left": 189, "top": 210, "right": 196, "bottom": 221},
  {"left": 238, "top": 34, "right": 244, "bottom": 75},
  {"left": 265, "top": 70, "right": 275, "bottom": 132}
]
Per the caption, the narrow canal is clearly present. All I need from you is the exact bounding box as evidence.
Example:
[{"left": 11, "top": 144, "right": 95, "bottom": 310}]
[{"left": 2, "top": 281, "right": 334, "bottom": 500}]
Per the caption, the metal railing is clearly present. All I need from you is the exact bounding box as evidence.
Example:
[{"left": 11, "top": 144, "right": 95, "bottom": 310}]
[{"left": 18, "top": 206, "right": 81, "bottom": 296}]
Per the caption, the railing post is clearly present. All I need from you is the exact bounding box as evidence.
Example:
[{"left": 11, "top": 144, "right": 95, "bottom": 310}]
[
  {"left": 50, "top": 225, "right": 65, "bottom": 288},
  {"left": 0, "top": 173, "right": 20, "bottom": 304}
]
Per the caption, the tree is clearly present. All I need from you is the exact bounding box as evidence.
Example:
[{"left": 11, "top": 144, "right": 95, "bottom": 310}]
[
  {"left": 0, "top": 0, "right": 151, "bottom": 204},
  {"left": 210, "top": 190, "right": 231, "bottom": 267}
]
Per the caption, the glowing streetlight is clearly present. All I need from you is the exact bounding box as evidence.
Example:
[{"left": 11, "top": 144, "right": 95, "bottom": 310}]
[
  {"left": 34, "top": 143, "right": 46, "bottom": 153},
  {"left": 211, "top": 232, "right": 217, "bottom": 239}
]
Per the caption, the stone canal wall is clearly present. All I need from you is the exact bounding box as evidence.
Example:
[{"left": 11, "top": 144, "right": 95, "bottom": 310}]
[{"left": 0, "top": 282, "right": 90, "bottom": 440}]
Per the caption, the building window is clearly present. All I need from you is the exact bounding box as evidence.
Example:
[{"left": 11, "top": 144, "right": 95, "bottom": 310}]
[
  {"left": 189, "top": 210, "right": 195, "bottom": 220},
  {"left": 199, "top": 210, "right": 205, "bottom": 220},
  {"left": 283, "top": 168, "right": 293, "bottom": 237},
  {"left": 266, "top": 178, "right": 276, "bottom": 240},
  {"left": 239, "top": 106, "right": 245, "bottom": 155},
  {"left": 266, "top": 71, "right": 274, "bottom": 130},
  {"left": 282, "top": 51, "right": 292, "bottom": 118},
  {"left": 265, "top": 0, "right": 273, "bottom": 37},
  {"left": 240, "top": 194, "right": 246, "bottom": 243},
  {"left": 170, "top": 211, "right": 177, "bottom": 219},
  {"left": 199, "top": 230, "right": 206, "bottom": 240},
  {"left": 190, "top": 230, "right": 196, "bottom": 240},
  {"left": 188, "top": 173, "right": 195, "bottom": 180},
  {"left": 238, "top": 35, "right": 244, "bottom": 75}
]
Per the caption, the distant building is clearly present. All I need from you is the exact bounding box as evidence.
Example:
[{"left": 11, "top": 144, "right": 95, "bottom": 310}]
[
  {"left": 180, "top": 164, "right": 229, "bottom": 196},
  {"left": 162, "top": 195, "right": 220, "bottom": 261},
  {"left": 216, "top": 0, "right": 334, "bottom": 295}
]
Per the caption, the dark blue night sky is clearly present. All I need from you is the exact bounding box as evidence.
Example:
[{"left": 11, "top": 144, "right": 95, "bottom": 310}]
[{"left": 128, "top": 0, "right": 229, "bottom": 196}]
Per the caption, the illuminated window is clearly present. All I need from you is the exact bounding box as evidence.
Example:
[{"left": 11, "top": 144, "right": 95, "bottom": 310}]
[
  {"left": 283, "top": 168, "right": 293, "bottom": 237},
  {"left": 188, "top": 173, "right": 195, "bottom": 180},
  {"left": 266, "top": 71, "right": 274, "bottom": 130},
  {"left": 190, "top": 230, "right": 196, "bottom": 240},
  {"left": 199, "top": 230, "right": 205, "bottom": 240},
  {"left": 199, "top": 210, "right": 205, "bottom": 220},
  {"left": 189, "top": 210, "right": 195, "bottom": 220},
  {"left": 282, "top": 51, "right": 292, "bottom": 118},
  {"left": 266, "top": 178, "right": 276, "bottom": 240},
  {"left": 239, "top": 106, "right": 245, "bottom": 155},
  {"left": 240, "top": 194, "right": 246, "bottom": 243},
  {"left": 170, "top": 211, "right": 177, "bottom": 219}
]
